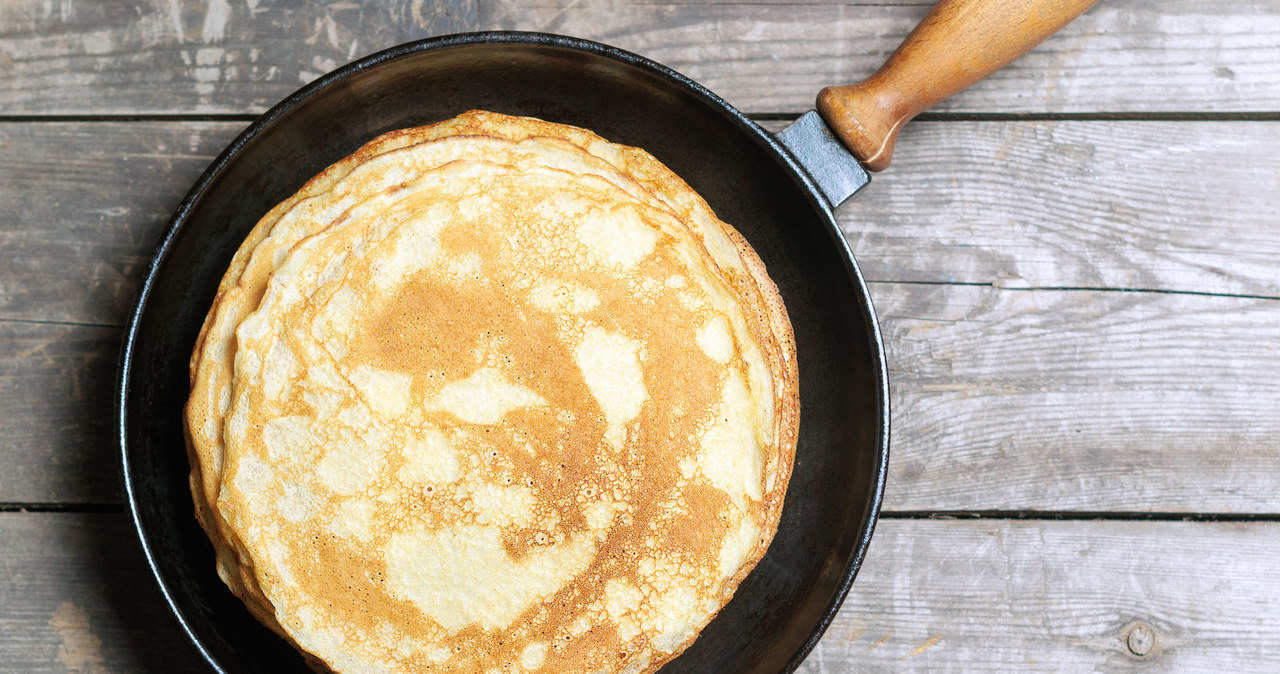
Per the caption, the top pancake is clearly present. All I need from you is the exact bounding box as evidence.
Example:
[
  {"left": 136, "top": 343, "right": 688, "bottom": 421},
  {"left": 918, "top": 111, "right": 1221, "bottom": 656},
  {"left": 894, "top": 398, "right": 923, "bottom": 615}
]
[{"left": 185, "top": 111, "right": 798, "bottom": 673}]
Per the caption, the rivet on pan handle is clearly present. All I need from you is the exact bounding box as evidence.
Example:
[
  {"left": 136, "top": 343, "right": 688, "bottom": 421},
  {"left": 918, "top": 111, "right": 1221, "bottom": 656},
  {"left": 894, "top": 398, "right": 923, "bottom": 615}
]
[{"left": 818, "top": 0, "right": 1101, "bottom": 172}]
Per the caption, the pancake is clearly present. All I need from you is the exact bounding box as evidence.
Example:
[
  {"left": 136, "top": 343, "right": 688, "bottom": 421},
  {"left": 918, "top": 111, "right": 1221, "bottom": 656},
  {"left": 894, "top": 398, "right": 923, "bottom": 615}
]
[
  {"left": 186, "top": 131, "right": 685, "bottom": 626},
  {"left": 185, "top": 111, "right": 798, "bottom": 673}
]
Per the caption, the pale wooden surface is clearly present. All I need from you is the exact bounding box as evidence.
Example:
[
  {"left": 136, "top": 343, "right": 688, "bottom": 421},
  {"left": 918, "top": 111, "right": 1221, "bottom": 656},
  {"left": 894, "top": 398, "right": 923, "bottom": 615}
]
[
  {"left": 2, "top": 0, "right": 1279, "bottom": 671},
  {"left": 4, "top": 1, "right": 1279, "bottom": 114}
]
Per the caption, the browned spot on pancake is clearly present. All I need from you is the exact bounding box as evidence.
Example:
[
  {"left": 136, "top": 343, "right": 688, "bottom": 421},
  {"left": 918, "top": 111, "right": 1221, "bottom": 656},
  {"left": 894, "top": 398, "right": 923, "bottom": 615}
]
[
  {"left": 663, "top": 482, "right": 735, "bottom": 554},
  {"left": 284, "top": 525, "right": 431, "bottom": 645},
  {"left": 360, "top": 279, "right": 485, "bottom": 380}
]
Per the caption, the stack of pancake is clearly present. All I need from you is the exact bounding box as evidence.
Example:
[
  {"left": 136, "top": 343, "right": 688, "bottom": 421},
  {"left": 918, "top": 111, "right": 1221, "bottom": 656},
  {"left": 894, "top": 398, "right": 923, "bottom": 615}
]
[{"left": 185, "top": 111, "right": 798, "bottom": 673}]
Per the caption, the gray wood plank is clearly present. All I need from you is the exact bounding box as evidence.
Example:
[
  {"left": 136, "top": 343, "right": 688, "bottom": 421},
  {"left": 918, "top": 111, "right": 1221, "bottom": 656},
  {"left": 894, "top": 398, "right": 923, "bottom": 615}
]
[
  {"left": 808, "top": 518, "right": 1280, "bottom": 671},
  {"left": 0, "top": 0, "right": 475, "bottom": 115},
  {"left": 0, "top": 512, "right": 205, "bottom": 672},
  {"left": 5, "top": 284, "right": 1279, "bottom": 512},
  {"left": 0, "top": 122, "right": 247, "bottom": 326},
  {"left": 842, "top": 120, "right": 1280, "bottom": 298},
  {"left": 0, "top": 322, "right": 122, "bottom": 504},
  {"left": 5, "top": 514, "right": 1278, "bottom": 672},
  {"left": 2, "top": 0, "right": 1277, "bottom": 115},
  {"left": 779, "top": 119, "right": 1280, "bottom": 299},
  {"left": 483, "top": 0, "right": 1280, "bottom": 115},
  {"left": 878, "top": 283, "right": 1280, "bottom": 513},
  {"left": 3, "top": 120, "right": 1276, "bottom": 327}
]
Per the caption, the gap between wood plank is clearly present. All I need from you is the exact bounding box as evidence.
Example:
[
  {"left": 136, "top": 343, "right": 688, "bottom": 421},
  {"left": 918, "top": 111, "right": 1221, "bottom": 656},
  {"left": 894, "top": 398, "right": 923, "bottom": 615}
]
[
  {"left": 4, "top": 281, "right": 1274, "bottom": 331},
  {"left": 0, "top": 114, "right": 261, "bottom": 123},
  {"left": 8, "top": 502, "right": 1280, "bottom": 522},
  {"left": 0, "top": 316, "right": 126, "bottom": 329},
  {"left": 0, "top": 503, "right": 124, "bottom": 513},
  {"left": 1, "top": 112, "right": 1278, "bottom": 124},
  {"left": 869, "top": 280, "right": 1280, "bottom": 303},
  {"left": 882, "top": 510, "right": 1280, "bottom": 522},
  {"left": 762, "top": 112, "right": 1280, "bottom": 122}
]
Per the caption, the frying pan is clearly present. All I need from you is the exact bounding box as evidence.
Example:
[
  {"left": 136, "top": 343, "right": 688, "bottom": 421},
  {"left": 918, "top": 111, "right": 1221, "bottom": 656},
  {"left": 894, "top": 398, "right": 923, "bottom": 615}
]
[{"left": 117, "top": 1, "right": 1095, "bottom": 671}]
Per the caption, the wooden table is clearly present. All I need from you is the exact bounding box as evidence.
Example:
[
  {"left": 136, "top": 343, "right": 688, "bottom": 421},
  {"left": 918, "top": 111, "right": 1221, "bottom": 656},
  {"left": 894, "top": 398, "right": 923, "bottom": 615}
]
[{"left": 3, "top": 1, "right": 1278, "bottom": 671}]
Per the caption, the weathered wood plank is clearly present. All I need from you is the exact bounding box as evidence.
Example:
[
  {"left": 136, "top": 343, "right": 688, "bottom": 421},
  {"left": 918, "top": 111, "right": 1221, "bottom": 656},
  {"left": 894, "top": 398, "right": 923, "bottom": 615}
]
[
  {"left": 4, "top": 284, "right": 1279, "bottom": 512},
  {"left": 487, "top": 0, "right": 1280, "bottom": 115},
  {"left": 2, "top": 120, "right": 1276, "bottom": 327},
  {"left": 0, "top": 322, "right": 122, "bottom": 504},
  {"left": 878, "top": 284, "right": 1280, "bottom": 513},
  {"left": 5, "top": 514, "right": 1279, "bottom": 671},
  {"left": 0, "top": 122, "right": 247, "bottom": 325},
  {"left": 807, "top": 518, "right": 1280, "bottom": 671},
  {"left": 0, "top": 0, "right": 475, "bottom": 115},
  {"left": 2, "top": 0, "right": 1277, "bottom": 115},
  {"left": 790, "top": 119, "right": 1280, "bottom": 299},
  {"left": 0, "top": 513, "right": 205, "bottom": 672}
]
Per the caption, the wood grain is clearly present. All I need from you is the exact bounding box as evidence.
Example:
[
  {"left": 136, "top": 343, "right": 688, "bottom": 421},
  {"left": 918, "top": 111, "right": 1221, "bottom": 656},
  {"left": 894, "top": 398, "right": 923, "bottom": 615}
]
[
  {"left": 0, "top": 122, "right": 246, "bottom": 326},
  {"left": 4, "top": 284, "right": 1278, "bottom": 512},
  {"left": 0, "top": 0, "right": 475, "bottom": 115},
  {"left": 838, "top": 120, "right": 1280, "bottom": 299},
  {"left": 809, "top": 518, "right": 1280, "bottom": 671},
  {"left": 0, "top": 513, "right": 205, "bottom": 672},
  {"left": 4, "top": 514, "right": 1278, "bottom": 672},
  {"left": 2, "top": 120, "right": 1276, "bottom": 328},
  {"left": 0, "top": 322, "right": 122, "bottom": 504},
  {"left": 877, "top": 283, "right": 1280, "bottom": 513},
  {"left": 2, "top": 0, "right": 1277, "bottom": 115},
  {"left": 487, "top": 0, "right": 1280, "bottom": 115}
]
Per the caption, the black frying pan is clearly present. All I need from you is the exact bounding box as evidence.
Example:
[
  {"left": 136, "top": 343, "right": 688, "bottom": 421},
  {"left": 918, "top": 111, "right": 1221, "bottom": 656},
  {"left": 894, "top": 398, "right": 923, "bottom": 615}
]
[{"left": 118, "top": 3, "right": 1094, "bottom": 669}]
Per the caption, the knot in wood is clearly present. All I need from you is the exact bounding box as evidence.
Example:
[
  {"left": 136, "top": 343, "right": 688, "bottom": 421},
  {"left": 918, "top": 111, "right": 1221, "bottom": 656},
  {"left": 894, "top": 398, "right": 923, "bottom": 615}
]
[{"left": 1124, "top": 622, "right": 1156, "bottom": 657}]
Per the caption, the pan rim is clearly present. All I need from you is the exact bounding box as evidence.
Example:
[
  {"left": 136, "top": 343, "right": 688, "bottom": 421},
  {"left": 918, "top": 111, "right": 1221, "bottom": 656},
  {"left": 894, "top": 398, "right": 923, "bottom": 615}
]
[{"left": 116, "top": 30, "right": 889, "bottom": 673}]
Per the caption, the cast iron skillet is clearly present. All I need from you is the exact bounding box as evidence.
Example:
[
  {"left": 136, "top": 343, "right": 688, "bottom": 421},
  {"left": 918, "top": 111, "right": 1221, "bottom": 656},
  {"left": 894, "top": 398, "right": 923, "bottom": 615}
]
[
  {"left": 118, "top": 32, "right": 888, "bottom": 673},
  {"left": 119, "top": 2, "right": 1093, "bottom": 667}
]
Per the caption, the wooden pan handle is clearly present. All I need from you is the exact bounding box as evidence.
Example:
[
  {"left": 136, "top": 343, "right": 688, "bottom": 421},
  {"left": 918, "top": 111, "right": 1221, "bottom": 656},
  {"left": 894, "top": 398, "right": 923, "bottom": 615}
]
[{"left": 817, "top": 0, "right": 1099, "bottom": 171}]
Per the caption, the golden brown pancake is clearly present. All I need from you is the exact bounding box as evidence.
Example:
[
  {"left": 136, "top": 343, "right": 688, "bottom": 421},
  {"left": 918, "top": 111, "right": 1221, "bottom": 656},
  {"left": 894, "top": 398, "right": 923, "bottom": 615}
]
[{"left": 186, "top": 111, "right": 798, "bottom": 673}]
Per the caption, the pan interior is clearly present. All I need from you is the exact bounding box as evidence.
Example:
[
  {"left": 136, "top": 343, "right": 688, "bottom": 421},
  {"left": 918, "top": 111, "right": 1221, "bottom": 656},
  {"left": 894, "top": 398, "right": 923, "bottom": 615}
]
[{"left": 121, "top": 34, "right": 887, "bottom": 674}]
